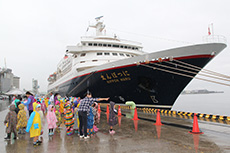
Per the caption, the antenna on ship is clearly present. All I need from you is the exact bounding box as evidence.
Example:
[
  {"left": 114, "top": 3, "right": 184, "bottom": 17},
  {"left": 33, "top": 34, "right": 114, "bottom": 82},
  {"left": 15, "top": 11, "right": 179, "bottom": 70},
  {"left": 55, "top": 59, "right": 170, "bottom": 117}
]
[
  {"left": 88, "top": 16, "right": 105, "bottom": 36},
  {"left": 4, "top": 58, "right": 7, "bottom": 69},
  {"left": 95, "top": 16, "right": 103, "bottom": 21}
]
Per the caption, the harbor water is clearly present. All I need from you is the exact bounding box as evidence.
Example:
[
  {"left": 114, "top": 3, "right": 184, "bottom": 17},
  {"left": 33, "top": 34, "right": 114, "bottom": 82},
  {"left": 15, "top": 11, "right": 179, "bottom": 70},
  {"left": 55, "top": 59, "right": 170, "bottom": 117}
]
[{"left": 172, "top": 91, "right": 230, "bottom": 116}]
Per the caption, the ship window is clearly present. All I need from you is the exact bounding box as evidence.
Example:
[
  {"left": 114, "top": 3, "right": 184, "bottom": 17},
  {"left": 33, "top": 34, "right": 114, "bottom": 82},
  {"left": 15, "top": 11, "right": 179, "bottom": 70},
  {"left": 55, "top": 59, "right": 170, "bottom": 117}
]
[
  {"left": 124, "top": 46, "right": 128, "bottom": 49},
  {"left": 132, "top": 47, "right": 135, "bottom": 50},
  {"left": 93, "top": 43, "right": 98, "bottom": 46},
  {"left": 126, "top": 54, "right": 130, "bottom": 57},
  {"left": 112, "top": 44, "right": 119, "bottom": 48},
  {"left": 131, "top": 55, "right": 134, "bottom": 57},
  {"left": 104, "top": 53, "right": 110, "bottom": 55},
  {"left": 119, "top": 53, "right": 124, "bottom": 56},
  {"left": 112, "top": 53, "right": 118, "bottom": 56},
  {"left": 92, "top": 60, "right": 98, "bottom": 62},
  {"left": 80, "top": 53, "right": 86, "bottom": 57},
  {"left": 88, "top": 43, "right": 92, "bottom": 46},
  {"left": 97, "top": 53, "right": 102, "bottom": 56},
  {"left": 103, "top": 44, "right": 107, "bottom": 47},
  {"left": 74, "top": 54, "right": 78, "bottom": 58},
  {"left": 128, "top": 46, "right": 131, "bottom": 49},
  {"left": 108, "top": 44, "right": 112, "bottom": 47},
  {"left": 98, "top": 43, "right": 102, "bottom": 46},
  {"left": 80, "top": 61, "right": 85, "bottom": 63},
  {"left": 120, "top": 45, "right": 124, "bottom": 48},
  {"left": 82, "top": 43, "right": 86, "bottom": 46}
]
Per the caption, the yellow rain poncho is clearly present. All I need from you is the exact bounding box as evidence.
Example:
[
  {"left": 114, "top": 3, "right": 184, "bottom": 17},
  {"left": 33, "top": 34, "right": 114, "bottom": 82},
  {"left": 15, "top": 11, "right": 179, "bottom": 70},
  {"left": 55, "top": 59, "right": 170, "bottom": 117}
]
[{"left": 26, "top": 103, "right": 41, "bottom": 138}]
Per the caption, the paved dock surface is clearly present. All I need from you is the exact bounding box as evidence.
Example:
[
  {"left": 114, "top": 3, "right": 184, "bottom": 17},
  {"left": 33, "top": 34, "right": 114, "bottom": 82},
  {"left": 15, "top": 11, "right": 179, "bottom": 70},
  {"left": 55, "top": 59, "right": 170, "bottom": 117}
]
[{"left": 0, "top": 101, "right": 230, "bottom": 153}]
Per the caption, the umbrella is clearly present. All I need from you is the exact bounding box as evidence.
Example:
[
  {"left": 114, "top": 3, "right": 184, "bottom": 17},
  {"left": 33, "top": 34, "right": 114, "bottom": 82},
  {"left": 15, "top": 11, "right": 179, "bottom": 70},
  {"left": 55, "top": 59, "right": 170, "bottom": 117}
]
[{"left": 5, "top": 88, "right": 25, "bottom": 95}]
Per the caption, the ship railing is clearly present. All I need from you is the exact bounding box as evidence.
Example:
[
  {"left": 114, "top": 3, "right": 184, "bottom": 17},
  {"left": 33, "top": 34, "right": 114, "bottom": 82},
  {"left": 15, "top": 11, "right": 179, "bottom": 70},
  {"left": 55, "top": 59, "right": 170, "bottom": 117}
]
[
  {"left": 202, "top": 35, "right": 227, "bottom": 44},
  {"left": 81, "top": 36, "right": 142, "bottom": 46}
]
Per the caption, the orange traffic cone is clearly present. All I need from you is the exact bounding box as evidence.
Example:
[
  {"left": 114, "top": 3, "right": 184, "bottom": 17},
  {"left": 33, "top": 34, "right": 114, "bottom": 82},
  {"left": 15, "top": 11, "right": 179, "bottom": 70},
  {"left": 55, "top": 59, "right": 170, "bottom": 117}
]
[
  {"left": 118, "top": 116, "right": 122, "bottom": 127},
  {"left": 98, "top": 103, "right": 101, "bottom": 113},
  {"left": 133, "top": 120, "right": 138, "bottom": 131},
  {"left": 118, "top": 105, "right": 122, "bottom": 116},
  {"left": 189, "top": 113, "right": 204, "bottom": 134},
  {"left": 154, "top": 109, "right": 163, "bottom": 125},
  {"left": 132, "top": 107, "right": 140, "bottom": 120},
  {"left": 105, "top": 104, "right": 109, "bottom": 114}
]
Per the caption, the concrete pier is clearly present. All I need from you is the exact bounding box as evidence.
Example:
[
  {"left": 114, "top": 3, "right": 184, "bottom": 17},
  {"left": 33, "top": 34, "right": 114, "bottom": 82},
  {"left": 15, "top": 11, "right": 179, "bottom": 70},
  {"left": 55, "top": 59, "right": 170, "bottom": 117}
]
[{"left": 0, "top": 102, "right": 229, "bottom": 153}]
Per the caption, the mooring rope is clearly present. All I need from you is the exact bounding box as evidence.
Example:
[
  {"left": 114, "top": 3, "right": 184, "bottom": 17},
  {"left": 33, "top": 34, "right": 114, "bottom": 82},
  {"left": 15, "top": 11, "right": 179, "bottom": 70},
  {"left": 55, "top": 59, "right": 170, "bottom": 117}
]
[
  {"left": 173, "top": 59, "right": 230, "bottom": 79},
  {"left": 153, "top": 62, "right": 230, "bottom": 82},
  {"left": 140, "top": 64, "right": 230, "bottom": 87}
]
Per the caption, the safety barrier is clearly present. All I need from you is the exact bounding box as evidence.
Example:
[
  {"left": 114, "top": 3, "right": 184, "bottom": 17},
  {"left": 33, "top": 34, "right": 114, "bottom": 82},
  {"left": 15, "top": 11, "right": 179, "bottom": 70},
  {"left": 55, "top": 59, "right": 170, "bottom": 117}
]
[{"left": 99, "top": 103, "right": 230, "bottom": 124}]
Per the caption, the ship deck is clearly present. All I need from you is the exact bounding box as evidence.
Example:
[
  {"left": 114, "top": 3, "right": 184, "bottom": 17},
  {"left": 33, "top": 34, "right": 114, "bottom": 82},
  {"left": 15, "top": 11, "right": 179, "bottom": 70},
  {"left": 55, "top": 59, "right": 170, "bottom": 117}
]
[{"left": 0, "top": 100, "right": 229, "bottom": 153}]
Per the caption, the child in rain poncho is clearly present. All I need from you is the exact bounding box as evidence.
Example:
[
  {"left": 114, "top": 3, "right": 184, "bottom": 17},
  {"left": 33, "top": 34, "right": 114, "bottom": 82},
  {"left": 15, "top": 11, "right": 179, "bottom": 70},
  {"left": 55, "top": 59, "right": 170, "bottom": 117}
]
[
  {"left": 64, "top": 104, "right": 74, "bottom": 136},
  {"left": 4, "top": 105, "right": 17, "bottom": 140},
  {"left": 41, "top": 99, "right": 46, "bottom": 114},
  {"left": 87, "top": 103, "right": 96, "bottom": 136},
  {"left": 93, "top": 102, "right": 99, "bottom": 132},
  {"left": 37, "top": 105, "right": 44, "bottom": 142},
  {"left": 73, "top": 103, "right": 80, "bottom": 134},
  {"left": 46, "top": 105, "right": 57, "bottom": 136},
  {"left": 109, "top": 101, "right": 118, "bottom": 134},
  {"left": 17, "top": 104, "right": 27, "bottom": 134},
  {"left": 26, "top": 103, "right": 42, "bottom": 147},
  {"left": 45, "top": 98, "right": 49, "bottom": 109},
  {"left": 60, "top": 99, "right": 64, "bottom": 115},
  {"left": 55, "top": 104, "right": 62, "bottom": 129}
]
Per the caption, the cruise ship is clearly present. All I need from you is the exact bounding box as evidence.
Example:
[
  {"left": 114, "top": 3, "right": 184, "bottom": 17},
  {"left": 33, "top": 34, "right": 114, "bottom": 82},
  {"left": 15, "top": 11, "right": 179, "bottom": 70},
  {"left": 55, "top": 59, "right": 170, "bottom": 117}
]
[{"left": 47, "top": 17, "right": 227, "bottom": 109}]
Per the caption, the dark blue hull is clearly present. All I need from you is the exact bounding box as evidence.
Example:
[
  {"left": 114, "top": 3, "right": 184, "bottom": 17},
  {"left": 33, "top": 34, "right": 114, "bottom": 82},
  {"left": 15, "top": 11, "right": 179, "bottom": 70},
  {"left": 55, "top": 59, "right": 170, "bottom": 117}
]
[{"left": 50, "top": 55, "right": 213, "bottom": 110}]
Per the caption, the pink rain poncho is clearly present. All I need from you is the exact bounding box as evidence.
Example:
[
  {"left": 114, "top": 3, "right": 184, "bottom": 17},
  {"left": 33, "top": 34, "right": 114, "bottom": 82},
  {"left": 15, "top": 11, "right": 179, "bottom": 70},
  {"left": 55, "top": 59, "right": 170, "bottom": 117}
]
[{"left": 46, "top": 105, "right": 57, "bottom": 129}]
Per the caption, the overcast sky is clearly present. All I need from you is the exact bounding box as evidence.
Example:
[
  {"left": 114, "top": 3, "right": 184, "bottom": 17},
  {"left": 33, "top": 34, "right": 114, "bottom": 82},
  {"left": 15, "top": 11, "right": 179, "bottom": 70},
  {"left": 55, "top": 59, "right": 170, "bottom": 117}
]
[{"left": 0, "top": 0, "right": 230, "bottom": 93}]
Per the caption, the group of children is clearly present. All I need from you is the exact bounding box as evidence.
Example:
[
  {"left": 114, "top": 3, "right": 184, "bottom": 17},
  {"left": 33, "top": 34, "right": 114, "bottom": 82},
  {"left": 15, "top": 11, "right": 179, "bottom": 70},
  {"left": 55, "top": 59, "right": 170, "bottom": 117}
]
[
  {"left": 63, "top": 99, "right": 100, "bottom": 137},
  {"left": 4, "top": 94, "right": 107, "bottom": 147}
]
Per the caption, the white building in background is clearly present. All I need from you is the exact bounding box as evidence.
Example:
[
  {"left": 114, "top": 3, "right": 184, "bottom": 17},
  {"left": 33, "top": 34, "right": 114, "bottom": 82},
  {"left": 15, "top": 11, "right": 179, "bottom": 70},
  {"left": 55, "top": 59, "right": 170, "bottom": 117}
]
[
  {"left": 32, "top": 78, "right": 39, "bottom": 95},
  {"left": 0, "top": 68, "right": 20, "bottom": 93},
  {"left": 0, "top": 68, "right": 13, "bottom": 93},
  {"left": 13, "top": 76, "right": 20, "bottom": 89}
]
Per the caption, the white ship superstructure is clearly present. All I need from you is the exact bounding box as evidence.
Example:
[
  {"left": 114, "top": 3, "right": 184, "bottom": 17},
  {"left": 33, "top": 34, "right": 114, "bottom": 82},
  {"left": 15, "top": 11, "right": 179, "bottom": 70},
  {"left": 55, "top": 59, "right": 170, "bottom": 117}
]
[{"left": 48, "top": 17, "right": 144, "bottom": 88}]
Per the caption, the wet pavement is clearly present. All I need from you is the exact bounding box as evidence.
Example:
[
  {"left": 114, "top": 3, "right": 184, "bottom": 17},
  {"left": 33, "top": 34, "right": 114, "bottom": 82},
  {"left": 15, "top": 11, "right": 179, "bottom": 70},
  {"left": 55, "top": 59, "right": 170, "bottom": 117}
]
[{"left": 0, "top": 100, "right": 230, "bottom": 153}]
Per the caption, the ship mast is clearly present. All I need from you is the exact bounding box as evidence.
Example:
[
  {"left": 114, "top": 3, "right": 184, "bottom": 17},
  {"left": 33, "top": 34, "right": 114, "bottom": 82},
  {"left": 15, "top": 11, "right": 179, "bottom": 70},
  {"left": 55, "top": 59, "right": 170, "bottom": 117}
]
[{"left": 89, "top": 16, "right": 105, "bottom": 36}]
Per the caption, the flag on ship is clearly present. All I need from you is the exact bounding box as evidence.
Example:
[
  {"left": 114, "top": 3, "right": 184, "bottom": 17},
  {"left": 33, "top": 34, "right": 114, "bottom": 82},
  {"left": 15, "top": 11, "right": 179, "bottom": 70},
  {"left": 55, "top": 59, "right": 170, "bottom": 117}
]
[{"left": 208, "top": 27, "right": 211, "bottom": 35}]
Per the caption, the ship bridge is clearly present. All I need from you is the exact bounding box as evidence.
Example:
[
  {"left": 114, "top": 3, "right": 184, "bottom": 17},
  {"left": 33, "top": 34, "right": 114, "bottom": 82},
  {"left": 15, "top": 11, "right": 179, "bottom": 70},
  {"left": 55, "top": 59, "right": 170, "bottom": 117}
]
[{"left": 65, "top": 17, "right": 145, "bottom": 72}]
